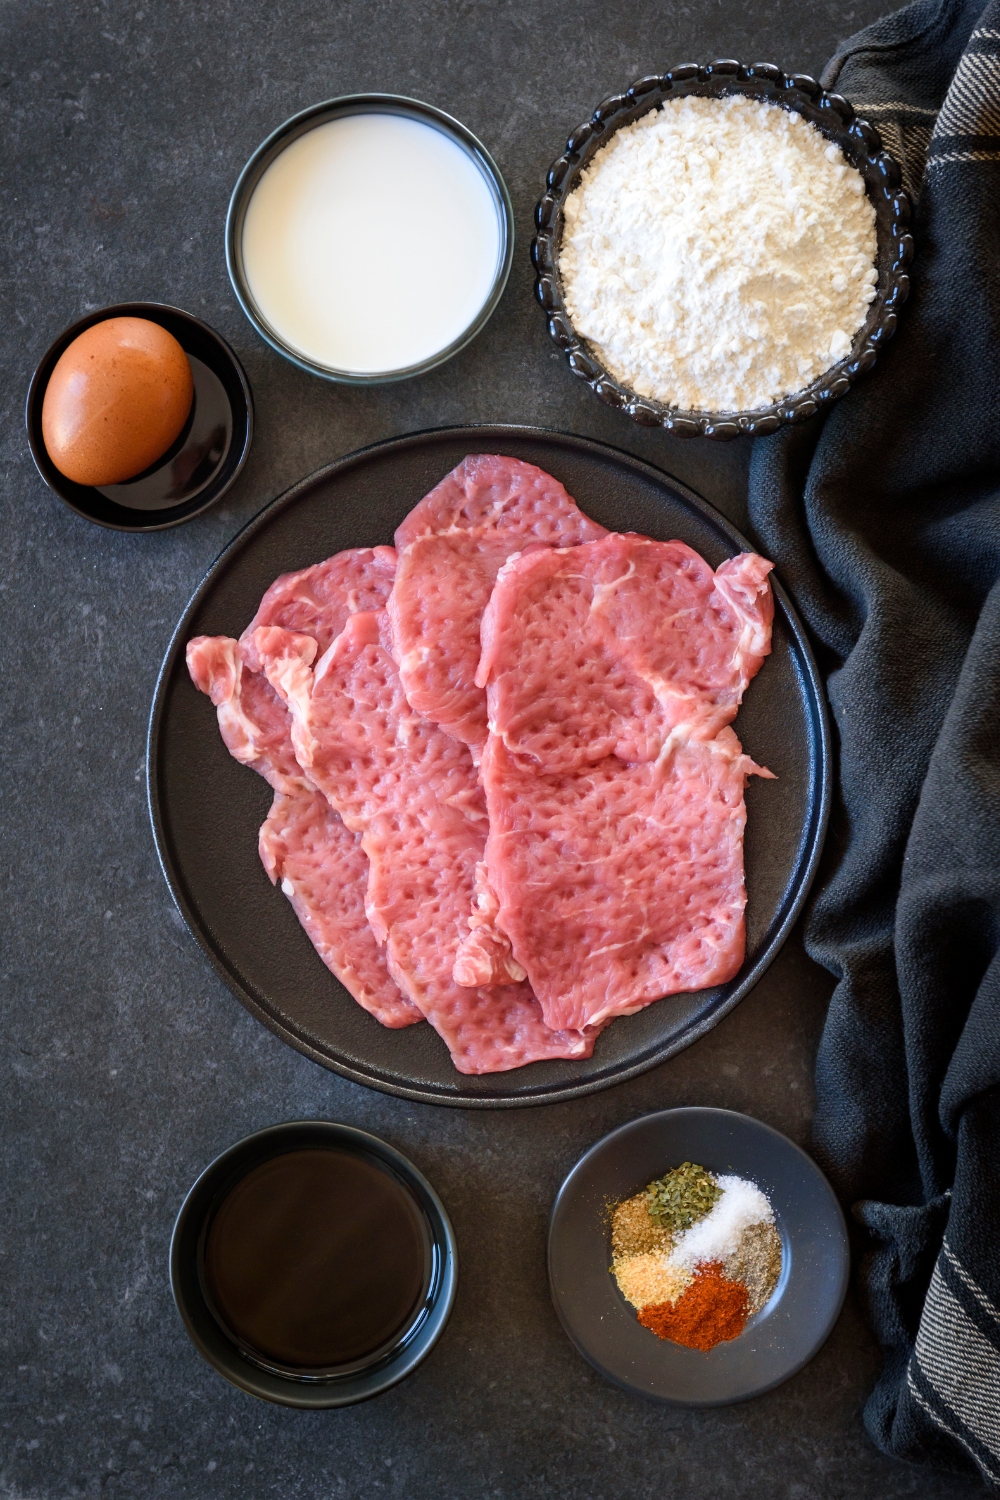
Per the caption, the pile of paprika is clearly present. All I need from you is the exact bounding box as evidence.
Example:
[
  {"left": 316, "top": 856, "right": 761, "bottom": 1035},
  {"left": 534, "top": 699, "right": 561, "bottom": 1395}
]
[{"left": 637, "top": 1262, "right": 749, "bottom": 1351}]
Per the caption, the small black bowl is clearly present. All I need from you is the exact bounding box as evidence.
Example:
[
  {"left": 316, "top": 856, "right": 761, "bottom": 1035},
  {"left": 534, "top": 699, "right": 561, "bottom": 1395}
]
[
  {"left": 170, "top": 1120, "right": 457, "bottom": 1407},
  {"left": 533, "top": 61, "right": 914, "bottom": 439},
  {"left": 548, "top": 1107, "right": 849, "bottom": 1405},
  {"left": 26, "top": 302, "right": 253, "bottom": 530}
]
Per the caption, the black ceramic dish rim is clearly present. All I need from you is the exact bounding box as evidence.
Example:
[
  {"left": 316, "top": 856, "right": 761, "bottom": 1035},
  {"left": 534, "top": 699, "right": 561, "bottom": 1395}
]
[
  {"left": 532, "top": 60, "right": 915, "bottom": 440},
  {"left": 170, "top": 1119, "right": 458, "bottom": 1408},
  {"left": 547, "top": 1107, "right": 851, "bottom": 1406},
  {"left": 146, "top": 423, "right": 833, "bottom": 1108},
  {"left": 24, "top": 301, "right": 254, "bottom": 532},
  {"left": 225, "top": 94, "right": 516, "bottom": 385}
]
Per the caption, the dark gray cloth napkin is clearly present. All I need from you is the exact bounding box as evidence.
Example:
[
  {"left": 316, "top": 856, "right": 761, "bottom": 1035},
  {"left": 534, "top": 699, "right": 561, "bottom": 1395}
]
[{"left": 746, "top": 0, "right": 1000, "bottom": 1484}]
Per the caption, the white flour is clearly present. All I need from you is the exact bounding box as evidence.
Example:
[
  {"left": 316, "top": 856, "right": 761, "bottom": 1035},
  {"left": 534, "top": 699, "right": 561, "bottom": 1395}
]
[{"left": 559, "top": 94, "right": 878, "bottom": 413}]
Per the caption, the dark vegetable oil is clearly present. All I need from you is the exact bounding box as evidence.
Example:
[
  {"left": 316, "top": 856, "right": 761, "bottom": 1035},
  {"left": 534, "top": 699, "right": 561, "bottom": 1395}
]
[{"left": 201, "top": 1147, "right": 428, "bottom": 1373}]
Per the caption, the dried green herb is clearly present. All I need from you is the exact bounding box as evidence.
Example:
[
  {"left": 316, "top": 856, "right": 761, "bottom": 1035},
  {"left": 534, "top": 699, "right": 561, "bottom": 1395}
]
[{"left": 645, "top": 1161, "right": 721, "bottom": 1232}]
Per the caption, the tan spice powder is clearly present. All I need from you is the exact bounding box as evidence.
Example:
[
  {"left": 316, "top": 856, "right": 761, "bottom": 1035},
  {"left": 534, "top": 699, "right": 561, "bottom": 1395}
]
[
  {"left": 614, "top": 1250, "right": 692, "bottom": 1310},
  {"left": 611, "top": 1192, "right": 672, "bottom": 1260},
  {"left": 611, "top": 1192, "right": 690, "bottom": 1310},
  {"left": 723, "top": 1221, "right": 782, "bottom": 1314}
]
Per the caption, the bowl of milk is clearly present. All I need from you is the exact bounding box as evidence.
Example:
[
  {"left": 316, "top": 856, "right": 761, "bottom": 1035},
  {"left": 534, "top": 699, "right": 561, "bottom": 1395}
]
[{"left": 226, "top": 95, "right": 514, "bottom": 383}]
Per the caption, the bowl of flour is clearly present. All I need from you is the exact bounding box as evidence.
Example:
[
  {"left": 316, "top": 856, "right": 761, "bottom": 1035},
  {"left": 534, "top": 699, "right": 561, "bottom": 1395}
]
[{"left": 533, "top": 62, "right": 913, "bottom": 439}]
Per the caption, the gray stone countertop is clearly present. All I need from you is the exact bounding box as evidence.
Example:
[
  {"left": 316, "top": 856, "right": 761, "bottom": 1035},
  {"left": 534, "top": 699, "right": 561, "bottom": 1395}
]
[{"left": 1, "top": 2, "right": 983, "bottom": 1497}]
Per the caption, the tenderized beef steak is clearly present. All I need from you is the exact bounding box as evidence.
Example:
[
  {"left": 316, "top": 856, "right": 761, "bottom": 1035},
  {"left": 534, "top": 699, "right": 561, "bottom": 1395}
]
[
  {"left": 464, "top": 534, "right": 775, "bottom": 1032},
  {"left": 255, "top": 612, "right": 599, "bottom": 1075},
  {"left": 389, "top": 455, "right": 607, "bottom": 756},
  {"left": 186, "top": 635, "right": 308, "bottom": 795},
  {"left": 240, "top": 545, "right": 397, "bottom": 670},
  {"left": 184, "top": 549, "right": 421, "bottom": 1031},
  {"left": 258, "top": 788, "right": 420, "bottom": 1028}
]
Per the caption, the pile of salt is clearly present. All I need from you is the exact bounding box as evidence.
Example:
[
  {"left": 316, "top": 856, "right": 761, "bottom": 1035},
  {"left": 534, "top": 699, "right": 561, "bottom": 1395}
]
[{"left": 669, "top": 1174, "right": 773, "bottom": 1271}]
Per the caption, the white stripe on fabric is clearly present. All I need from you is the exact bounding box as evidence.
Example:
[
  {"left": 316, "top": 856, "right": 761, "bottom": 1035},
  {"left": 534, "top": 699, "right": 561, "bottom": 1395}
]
[
  {"left": 934, "top": 53, "right": 1000, "bottom": 136},
  {"left": 855, "top": 101, "right": 939, "bottom": 115},
  {"left": 943, "top": 1241, "right": 1000, "bottom": 1330},
  {"left": 972, "top": 28, "right": 1000, "bottom": 39},
  {"left": 872, "top": 121, "right": 933, "bottom": 198},
  {"left": 907, "top": 1366, "right": 1000, "bottom": 1486},
  {"left": 927, "top": 149, "right": 1000, "bottom": 166},
  {"left": 914, "top": 1262, "right": 1000, "bottom": 1458}
]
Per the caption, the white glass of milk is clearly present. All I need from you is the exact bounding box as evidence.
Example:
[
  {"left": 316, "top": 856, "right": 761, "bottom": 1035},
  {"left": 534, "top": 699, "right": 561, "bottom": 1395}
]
[{"left": 227, "top": 97, "right": 513, "bottom": 382}]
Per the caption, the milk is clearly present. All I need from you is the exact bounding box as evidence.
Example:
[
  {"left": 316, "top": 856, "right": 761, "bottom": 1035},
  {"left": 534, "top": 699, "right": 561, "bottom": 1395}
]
[{"left": 241, "top": 112, "right": 504, "bottom": 375}]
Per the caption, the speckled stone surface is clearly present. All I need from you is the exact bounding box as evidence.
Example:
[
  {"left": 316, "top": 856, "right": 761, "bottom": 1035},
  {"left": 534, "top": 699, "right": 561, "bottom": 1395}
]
[{"left": 1, "top": 3, "right": 984, "bottom": 1497}]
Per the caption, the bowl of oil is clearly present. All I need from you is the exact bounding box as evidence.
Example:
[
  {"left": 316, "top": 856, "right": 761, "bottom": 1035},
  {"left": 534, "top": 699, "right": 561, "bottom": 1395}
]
[{"left": 170, "top": 1120, "right": 457, "bottom": 1406}]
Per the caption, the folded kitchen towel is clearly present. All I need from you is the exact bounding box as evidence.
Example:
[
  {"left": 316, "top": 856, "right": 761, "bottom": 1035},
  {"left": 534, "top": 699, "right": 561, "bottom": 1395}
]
[{"left": 746, "top": 0, "right": 1000, "bottom": 1485}]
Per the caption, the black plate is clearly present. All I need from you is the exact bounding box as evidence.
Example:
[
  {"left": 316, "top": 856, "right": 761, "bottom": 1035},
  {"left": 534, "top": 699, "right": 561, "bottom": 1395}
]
[
  {"left": 548, "top": 1108, "right": 850, "bottom": 1405},
  {"left": 25, "top": 301, "right": 253, "bottom": 531},
  {"left": 147, "top": 426, "right": 830, "bottom": 1106},
  {"left": 170, "top": 1120, "right": 457, "bottom": 1407}
]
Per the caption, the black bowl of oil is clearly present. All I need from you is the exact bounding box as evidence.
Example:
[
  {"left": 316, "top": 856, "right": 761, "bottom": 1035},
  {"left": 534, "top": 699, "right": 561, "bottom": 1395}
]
[
  {"left": 170, "top": 1120, "right": 457, "bottom": 1407},
  {"left": 26, "top": 301, "right": 253, "bottom": 531}
]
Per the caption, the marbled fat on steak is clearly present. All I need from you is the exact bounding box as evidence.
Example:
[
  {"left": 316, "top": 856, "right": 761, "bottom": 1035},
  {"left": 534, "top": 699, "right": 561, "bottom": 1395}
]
[
  {"left": 389, "top": 455, "right": 607, "bottom": 756},
  {"left": 186, "top": 634, "right": 311, "bottom": 791},
  {"left": 255, "top": 612, "right": 598, "bottom": 1074},
  {"left": 184, "top": 548, "right": 421, "bottom": 1031},
  {"left": 467, "top": 535, "right": 775, "bottom": 1031},
  {"left": 240, "top": 545, "right": 397, "bottom": 670}
]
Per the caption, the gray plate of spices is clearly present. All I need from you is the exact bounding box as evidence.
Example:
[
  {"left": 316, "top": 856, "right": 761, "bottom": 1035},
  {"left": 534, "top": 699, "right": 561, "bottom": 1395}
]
[{"left": 547, "top": 1107, "right": 849, "bottom": 1406}]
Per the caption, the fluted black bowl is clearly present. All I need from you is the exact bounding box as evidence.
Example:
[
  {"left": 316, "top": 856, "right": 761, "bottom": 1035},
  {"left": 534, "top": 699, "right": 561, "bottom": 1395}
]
[{"left": 532, "top": 61, "right": 913, "bottom": 440}]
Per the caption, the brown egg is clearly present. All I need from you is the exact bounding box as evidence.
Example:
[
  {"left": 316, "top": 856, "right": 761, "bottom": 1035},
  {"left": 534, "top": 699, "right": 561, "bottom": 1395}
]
[{"left": 41, "top": 316, "right": 194, "bottom": 486}]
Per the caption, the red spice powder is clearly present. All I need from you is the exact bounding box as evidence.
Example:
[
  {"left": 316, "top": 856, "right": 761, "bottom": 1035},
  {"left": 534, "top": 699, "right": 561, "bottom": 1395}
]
[{"left": 638, "top": 1261, "right": 749, "bottom": 1351}]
